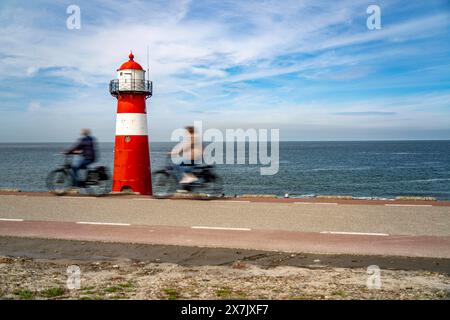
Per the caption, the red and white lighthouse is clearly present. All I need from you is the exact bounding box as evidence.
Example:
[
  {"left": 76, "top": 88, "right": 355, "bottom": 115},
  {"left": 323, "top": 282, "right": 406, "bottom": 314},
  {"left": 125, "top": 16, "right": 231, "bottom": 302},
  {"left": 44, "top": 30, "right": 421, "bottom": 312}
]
[{"left": 109, "top": 52, "right": 152, "bottom": 195}]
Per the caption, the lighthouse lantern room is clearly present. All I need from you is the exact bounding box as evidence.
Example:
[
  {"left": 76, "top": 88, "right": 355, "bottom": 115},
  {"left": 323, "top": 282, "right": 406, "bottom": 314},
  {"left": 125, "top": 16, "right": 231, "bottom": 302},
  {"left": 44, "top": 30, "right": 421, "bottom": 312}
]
[{"left": 109, "top": 52, "right": 153, "bottom": 195}]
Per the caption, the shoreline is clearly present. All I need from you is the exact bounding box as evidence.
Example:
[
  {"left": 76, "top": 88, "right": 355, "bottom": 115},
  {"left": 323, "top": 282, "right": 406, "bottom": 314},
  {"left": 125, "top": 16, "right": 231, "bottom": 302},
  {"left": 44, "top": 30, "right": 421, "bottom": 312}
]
[{"left": 1, "top": 189, "right": 450, "bottom": 206}]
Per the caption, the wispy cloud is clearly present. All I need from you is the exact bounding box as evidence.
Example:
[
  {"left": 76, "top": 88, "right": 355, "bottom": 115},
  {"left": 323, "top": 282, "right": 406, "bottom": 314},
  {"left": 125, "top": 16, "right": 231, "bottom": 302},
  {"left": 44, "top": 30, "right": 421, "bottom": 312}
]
[
  {"left": 332, "top": 112, "right": 397, "bottom": 116},
  {"left": 0, "top": 0, "right": 449, "bottom": 141}
]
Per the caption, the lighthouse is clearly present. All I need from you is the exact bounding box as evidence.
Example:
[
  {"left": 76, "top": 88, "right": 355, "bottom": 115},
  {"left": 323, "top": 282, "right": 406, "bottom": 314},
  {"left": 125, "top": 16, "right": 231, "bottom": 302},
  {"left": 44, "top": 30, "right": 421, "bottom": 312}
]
[{"left": 109, "top": 52, "right": 153, "bottom": 195}]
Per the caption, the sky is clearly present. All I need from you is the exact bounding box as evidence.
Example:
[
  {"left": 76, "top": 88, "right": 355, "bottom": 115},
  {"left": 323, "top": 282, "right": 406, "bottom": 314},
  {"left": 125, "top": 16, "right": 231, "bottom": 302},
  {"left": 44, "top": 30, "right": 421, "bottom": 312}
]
[{"left": 0, "top": 0, "right": 449, "bottom": 142}]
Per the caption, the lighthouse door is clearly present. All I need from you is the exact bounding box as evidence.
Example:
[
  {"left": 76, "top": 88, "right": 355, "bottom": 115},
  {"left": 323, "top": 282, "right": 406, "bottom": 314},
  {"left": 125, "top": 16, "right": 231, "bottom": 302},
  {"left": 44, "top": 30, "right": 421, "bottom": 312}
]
[{"left": 124, "top": 72, "right": 132, "bottom": 90}]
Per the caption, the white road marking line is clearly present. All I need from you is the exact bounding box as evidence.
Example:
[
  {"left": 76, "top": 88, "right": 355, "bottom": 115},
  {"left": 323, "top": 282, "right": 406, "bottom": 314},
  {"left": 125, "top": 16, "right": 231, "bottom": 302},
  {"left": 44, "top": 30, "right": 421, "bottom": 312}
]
[
  {"left": 76, "top": 222, "right": 131, "bottom": 226},
  {"left": 294, "top": 202, "right": 338, "bottom": 205},
  {"left": 385, "top": 204, "right": 433, "bottom": 207},
  {"left": 0, "top": 218, "right": 24, "bottom": 222},
  {"left": 61, "top": 196, "right": 97, "bottom": 199},
  {"left": 191, "top": 226, "right": 251, "bottom": 231},
  {"left": 211, "top": 200, "right": 251, "bottom": 203},
  {"left": 320, "top": 231, "right": 389, "bottom": 236}
]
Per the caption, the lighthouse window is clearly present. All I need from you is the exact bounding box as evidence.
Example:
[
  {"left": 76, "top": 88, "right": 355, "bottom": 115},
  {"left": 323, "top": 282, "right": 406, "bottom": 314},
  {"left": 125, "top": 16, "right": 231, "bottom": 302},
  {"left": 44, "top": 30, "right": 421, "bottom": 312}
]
[{"left": 120, "top": 72, "right": 123, "bottom": 76}]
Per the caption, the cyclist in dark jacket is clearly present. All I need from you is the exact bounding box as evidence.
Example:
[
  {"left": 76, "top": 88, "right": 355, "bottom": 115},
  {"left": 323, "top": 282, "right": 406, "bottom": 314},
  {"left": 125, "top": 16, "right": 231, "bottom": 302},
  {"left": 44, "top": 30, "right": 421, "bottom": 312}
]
[{"left": 66, "top": 128, "right": 97, "bottom": 187}]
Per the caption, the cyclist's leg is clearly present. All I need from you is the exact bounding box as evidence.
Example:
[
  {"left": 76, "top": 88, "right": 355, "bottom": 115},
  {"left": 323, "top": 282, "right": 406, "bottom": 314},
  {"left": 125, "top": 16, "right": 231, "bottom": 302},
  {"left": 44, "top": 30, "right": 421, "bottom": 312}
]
[
  {"left": 179, "top": 163, "right": 197, "bottom": 184},
  {"left": 73, "top": 158, "right": 93, "bottom": 187},
  {"left": 71, "top": 165, "right": 79, "bottom": 187}
]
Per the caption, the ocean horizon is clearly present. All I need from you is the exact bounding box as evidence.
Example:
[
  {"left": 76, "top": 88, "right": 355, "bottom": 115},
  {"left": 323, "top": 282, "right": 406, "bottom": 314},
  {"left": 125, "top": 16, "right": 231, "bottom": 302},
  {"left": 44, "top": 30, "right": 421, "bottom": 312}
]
[
  {"left": 2, "top": 139, "right": 450, "bottom": 143},
  {"left": 1, "top": 140, "right": 449, "bottom": 200}
]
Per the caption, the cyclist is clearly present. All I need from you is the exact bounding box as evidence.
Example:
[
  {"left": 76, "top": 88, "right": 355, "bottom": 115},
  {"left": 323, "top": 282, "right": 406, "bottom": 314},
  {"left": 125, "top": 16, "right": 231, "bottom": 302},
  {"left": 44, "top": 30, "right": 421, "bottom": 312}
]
[
  {"left": 170, "top": 126, "right": 202, "bottom": 187},
  {"left": 65, "top": 128, "right": 97, "bottom": 187}
]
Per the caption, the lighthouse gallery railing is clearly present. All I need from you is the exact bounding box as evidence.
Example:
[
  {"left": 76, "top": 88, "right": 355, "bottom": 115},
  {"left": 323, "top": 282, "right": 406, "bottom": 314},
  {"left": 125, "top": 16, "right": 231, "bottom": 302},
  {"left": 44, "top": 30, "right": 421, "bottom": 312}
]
[{"left": 109, "top": 79, "right": 152, "bottom": 97}]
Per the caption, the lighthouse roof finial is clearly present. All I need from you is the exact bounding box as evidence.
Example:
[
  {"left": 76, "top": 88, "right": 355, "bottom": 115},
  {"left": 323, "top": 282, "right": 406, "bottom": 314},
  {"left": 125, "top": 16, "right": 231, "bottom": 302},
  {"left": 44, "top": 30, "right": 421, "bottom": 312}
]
[{"left": 118, "top": 51, "right": 143, "bottom": 71}]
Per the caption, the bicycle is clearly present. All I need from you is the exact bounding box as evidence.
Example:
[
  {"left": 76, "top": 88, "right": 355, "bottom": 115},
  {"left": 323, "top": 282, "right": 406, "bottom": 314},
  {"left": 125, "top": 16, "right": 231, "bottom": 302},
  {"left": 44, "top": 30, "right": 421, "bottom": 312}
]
[
  {"left": 152, "top": 156, "right": 223, "bottom": 199},
  {"left": 46, "top": 154, "right": 111, "bottom": 196}
]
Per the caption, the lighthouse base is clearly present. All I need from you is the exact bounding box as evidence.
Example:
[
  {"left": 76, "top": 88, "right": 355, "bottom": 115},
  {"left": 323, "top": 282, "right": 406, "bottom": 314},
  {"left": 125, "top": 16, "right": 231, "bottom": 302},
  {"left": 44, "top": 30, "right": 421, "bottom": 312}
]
[{"left": 112, "top": 135, "right": 152, "bottom": 195}]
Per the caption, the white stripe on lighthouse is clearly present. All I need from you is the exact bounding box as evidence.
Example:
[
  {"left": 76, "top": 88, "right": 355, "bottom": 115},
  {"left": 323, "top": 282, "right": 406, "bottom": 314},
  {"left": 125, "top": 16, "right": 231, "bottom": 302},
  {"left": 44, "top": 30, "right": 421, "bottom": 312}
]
[{"left": 115, "top": 113, "right": 148, "bottom": 136}]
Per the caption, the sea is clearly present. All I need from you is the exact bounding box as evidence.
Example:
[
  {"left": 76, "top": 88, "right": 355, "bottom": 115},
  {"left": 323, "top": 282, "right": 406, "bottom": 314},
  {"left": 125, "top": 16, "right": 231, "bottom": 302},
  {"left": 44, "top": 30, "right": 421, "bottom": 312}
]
[{"left": 0, "top": 141, "right": 449, "bottom": 200}]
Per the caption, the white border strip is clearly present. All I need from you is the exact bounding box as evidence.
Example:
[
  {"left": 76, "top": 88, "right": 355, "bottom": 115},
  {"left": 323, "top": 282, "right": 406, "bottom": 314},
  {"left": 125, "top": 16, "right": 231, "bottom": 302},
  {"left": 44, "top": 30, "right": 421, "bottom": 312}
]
[
  {"left": 116, "top": 113, "right": 148, "bottom": 136},
  {"left": 320, "top": 231, "right": 389, "bottom": 236},
  {"left": 191, "top": 226, "right": 251, "bottom": 231},
  {"left": 76, "top": 221, "right": 131, "bottom": 226},
  {"left": 0, "top": 218, "right": 24, "bottom": 222}
]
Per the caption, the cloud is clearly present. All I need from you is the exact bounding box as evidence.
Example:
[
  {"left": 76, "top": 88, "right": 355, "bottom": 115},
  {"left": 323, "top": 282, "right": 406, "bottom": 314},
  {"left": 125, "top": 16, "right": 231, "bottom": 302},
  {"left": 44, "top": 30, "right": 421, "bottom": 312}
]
[
  {"left": 27, "top": 101, "right": 42, "bottom": 113},
  {"left": 191, "top": 67, "right": 228, "bottom": 78},
  {"left": 0, "top": 0, "right": 449, "bottom": 141},
  {"left": 332, "top": 111, "right": 397, "bottom": 116}
]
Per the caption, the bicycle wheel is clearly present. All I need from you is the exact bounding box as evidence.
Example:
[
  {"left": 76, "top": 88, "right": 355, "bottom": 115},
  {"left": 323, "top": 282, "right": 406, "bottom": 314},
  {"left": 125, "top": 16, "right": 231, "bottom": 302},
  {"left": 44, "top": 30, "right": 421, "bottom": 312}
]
[
  {"left": 84, "top": 168, "right": 112, "bottom": 197},
  {"left": 85, "top": 179, "right": 112, "bottom": 197},
  {"left": 153, "top": 171, "right": 177, "bottom": 198},
  {"left": 202, "top": 175, "right": 224, "bottom": 198},
  {"left": 46, "top": 169, "right": 72, "bottom": 196}
]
